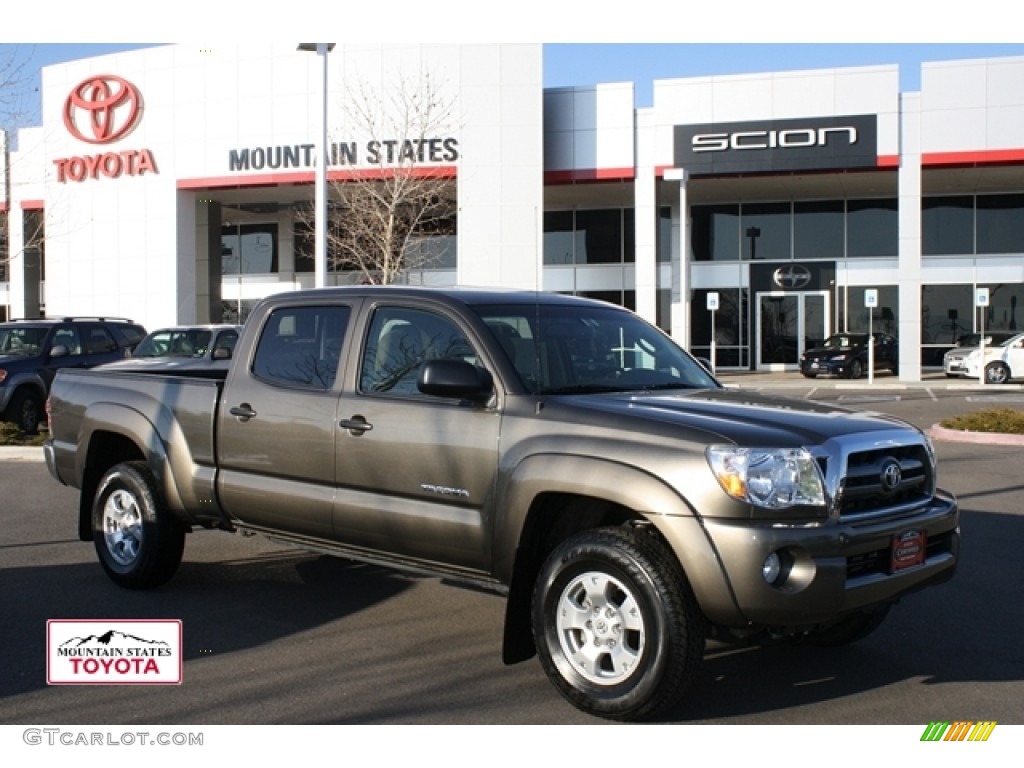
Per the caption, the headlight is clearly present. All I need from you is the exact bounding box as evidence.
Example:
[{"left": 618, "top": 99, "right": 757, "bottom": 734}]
[
  {"left": 706, "top": 446, "right": 825, "bottom": 509},
  {"left": 830, "top": 354, "right": 850, "bottom": 362}
]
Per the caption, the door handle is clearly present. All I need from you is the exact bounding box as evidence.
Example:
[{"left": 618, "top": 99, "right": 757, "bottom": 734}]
[
  {"left": 229, "top": 403, "right": 257, "bottom": 421},
  {"left": 340, "top": 417, "right": 373, "bottom": 434}
]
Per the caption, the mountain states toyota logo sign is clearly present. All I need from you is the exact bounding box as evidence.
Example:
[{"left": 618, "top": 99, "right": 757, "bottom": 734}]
[
  {"left": 54, "top": 74, "right": 158, "bottom": 183},
  {"left": 47, "top": 619, "right": 182, "bottom": 685}
]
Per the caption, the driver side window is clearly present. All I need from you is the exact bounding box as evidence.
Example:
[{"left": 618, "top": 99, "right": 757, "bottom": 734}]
[{"left": 359, "top": 307, "right": 476, "bottom": 395}]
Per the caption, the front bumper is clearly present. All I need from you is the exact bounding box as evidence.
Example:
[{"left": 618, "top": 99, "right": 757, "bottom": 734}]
[
  {"left": 800, "top": 359, "right": 851, "bottom": 377},
  {"left": 696, "top": 489, "right": 959, "bottom": 629}
]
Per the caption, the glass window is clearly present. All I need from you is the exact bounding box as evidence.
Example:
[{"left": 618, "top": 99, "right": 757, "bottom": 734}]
[
  {"left": 473, "top": 302, "right": 718, "bottom": 394},
  {"left": 922, "top": 196, "right": 973, "bottom": 255},
  {"left": 794, "top": 200, "right": 844, "bottom": 260},
  {"left": 691, "top": 204, "right": 739, "bottom": 261},
  {"left": 921, "top": 285, "right": 971, "bottom": 345},
  {"left": 575, "top": 210, "right": 622, "bottom": 264},
  {"left": 543, "top": 211, "right": 575, "bottom": 265},
  {"left": 253, "top": 305, "right": 350, "bottom": 390},
  {"left": 623, "top": 208, "right": 635, "bottom": 264},
  {"left": 293, "top": 220, "right": 315, "bottom": 273},
  {"left": 222, "top": 223, "right": 278, "bottom": 274},
  {"left": 741, "top": 202, "right": 790, "bottom": 261},
  {"left": 980, "top": 283, "right": 1024, "bottom": 333},
  {"left": 840, "top": 286, "right": 898, "bottom": 334},
  {"left": 0, "top": 210, "right": 8, "bottom": 282},
  {"left": 689, "top": 287, "right": 747, "bottom": 368},
  {"left": 976, "top": 194, "right": 1024, "bottom": 255},
  {"left": 359, "top": 307, "right": 477, "bottom": 396},
  {"left": 847, "top": 199, "right": 897, "bottom": 257},
  {"left": 657, "top": 207, "right": 672, "bottom": 263}
]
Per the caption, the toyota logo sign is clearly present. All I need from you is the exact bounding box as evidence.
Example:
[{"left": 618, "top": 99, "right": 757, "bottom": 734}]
[{"left": 63, "top": 75, "right": 143, "bottom": 145}]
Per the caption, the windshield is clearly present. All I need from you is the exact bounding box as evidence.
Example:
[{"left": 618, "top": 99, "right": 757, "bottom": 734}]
[
  {"left": 821, "top": 334, "right": 865, "bottom": 350},
  {"left": 134, "top": 329, "right": 214, "bottom": 358},
  {"left": 0, "top": 326, "right": 49, "bottom": 357},
  {"left": 474, "top": 303, "right": 719, "bottom": 394}
]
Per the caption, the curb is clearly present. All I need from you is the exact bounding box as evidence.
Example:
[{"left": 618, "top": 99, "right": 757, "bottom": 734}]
[
  {"left": 928, "top": 423, "right": 1024, "bottom": 446},
  {"left": 0, "top": 447, "right": 45, "bottom": 462}
]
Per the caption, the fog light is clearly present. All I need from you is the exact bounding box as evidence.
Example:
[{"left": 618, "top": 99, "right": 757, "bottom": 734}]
[{"left": 762, "top": 552, "right": 782, "bottom": 584}]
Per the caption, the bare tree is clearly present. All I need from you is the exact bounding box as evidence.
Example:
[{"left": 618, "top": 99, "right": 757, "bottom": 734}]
[
  {"left": 1, "top": 44, "right": 35, "bottom": 138},
  {"left": 300, "top": 72, "right": 458, "bottom": 285}
]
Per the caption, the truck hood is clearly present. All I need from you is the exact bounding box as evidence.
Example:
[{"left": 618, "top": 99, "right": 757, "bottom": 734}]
[{"left": 552, "top": 387, "right": 917, "bottom": 447}]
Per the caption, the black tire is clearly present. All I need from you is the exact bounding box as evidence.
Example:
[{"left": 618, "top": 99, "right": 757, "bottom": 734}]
[
  {"left": 799, "top": 606, "right": 890, "bottom": 648},
  {"left": 848, "top": 359, "right": 864, "bottom": 379},
  {"left": 801, "top": 372, "right": 817, "bottom": 379},
  {"left": 92, "top": 461, "right": 185, "bottom": 589},
  {"left": 985, "top": 362, "right": 1010, "bottom": 385},
  {"left": 532, "top": 526, "right": 704, "bottom": 721},
  {"left": 5, "top": 388, "right": 43, "bottom": 435}
]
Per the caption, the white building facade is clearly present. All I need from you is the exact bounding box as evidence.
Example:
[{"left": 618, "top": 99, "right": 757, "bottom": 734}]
[{"left": 3, "top": 45, "right": 1023, "bottom": 380}]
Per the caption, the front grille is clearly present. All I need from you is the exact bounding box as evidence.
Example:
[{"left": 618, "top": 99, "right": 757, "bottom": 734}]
[{"left": 837, "top": 444, "right": 933, "bottom": 521}]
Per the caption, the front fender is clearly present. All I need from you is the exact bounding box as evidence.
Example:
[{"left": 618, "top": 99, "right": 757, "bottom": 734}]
[{"left": 494, "top": 453, "right": 736, "bottom": 613}]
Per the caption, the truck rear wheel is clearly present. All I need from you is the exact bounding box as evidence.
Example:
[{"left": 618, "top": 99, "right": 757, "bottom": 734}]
[
  {"left": 531, "top": 526, "right": 704, "bottom": 721},
  {"left": 92, "top": 461, "right": 185, "bottom": 589}
]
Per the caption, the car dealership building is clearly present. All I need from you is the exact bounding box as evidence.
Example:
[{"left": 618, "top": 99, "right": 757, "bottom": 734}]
[{"left": 2, "top": 43, "right": 1023, "bottom": 379}]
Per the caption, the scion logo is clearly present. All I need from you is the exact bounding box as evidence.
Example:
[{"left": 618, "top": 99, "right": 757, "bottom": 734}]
[
  {"left": 674, "top": 114, "right": 878, "bottom": 175},
  {"left": 63, "top": 75, "right": 143, "bottom": 145},
  {"left": 773, "top": 265, "right": 812, "bottom": 290}
]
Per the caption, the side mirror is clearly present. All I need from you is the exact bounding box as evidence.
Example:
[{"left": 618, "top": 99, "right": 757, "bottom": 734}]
[
  {"left": 212, "top": 347, "right": 233, "bottom": 360},
  {"left": 49, "top": 344, "right": 69, "bottom": 359},
  {"left": 418, "top": 359, "right": 493, "bottom": 403}
]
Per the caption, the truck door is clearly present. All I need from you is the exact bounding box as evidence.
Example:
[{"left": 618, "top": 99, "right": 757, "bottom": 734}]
[
  {"left": 216, "top": 304, "right": 353, "bottom": 539},
  {"left": 333, "top": 304, "right": 501, "bottom": 573}
]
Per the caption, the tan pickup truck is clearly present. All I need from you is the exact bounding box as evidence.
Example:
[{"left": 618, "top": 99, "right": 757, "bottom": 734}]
[{"left": 45, "top": 286, "right": 960, "bottom": 721}]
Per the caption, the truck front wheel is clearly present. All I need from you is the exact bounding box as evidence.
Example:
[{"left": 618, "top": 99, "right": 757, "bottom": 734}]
[
  {"left": 532, "top": 526, "right": 704, "bottom": 721},
  {"left": 92, "top": 462, "right": 185, "bottom": 589}
]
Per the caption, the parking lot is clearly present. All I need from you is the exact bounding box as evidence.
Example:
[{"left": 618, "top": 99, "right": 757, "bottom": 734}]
[{"left": 1, "top": 376, "right": 1022, "bottom": 728}]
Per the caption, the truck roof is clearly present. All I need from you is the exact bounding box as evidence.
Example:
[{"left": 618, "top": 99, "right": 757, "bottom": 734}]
[{"left": 273, "top": 285, "right": 613, "bottom": 310}]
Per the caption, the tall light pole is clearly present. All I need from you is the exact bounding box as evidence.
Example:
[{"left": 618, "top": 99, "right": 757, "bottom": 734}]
[{"left": 298, "top": 43, "right": 335, "bottom": 289}]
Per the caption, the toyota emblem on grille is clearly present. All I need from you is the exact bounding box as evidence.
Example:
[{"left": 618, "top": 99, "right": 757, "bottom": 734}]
[
  {"left": 880, "top": 458, "right": 902, "bottom": 492},
  {"left": 773, "top": 264, "right": 812, "bottom": 289}
]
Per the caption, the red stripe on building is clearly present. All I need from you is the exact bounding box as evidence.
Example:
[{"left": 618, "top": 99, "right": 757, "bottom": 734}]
[
  {"left": 923, "top": 148, "right": 1024, "bottom": 166},
  {"left": 545, "top": 168, "right": 636, "bottom": 184},
  {"left": 20, "top": 199, "right": 45, "bottom": 210},
  {"left": 178, "top": 166, "right": 458, "bottom": 190}
]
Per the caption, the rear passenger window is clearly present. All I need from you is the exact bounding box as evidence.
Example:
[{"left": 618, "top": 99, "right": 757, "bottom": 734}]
[{"left": 252, "top": 306, "right": 350, "bottom": 390}]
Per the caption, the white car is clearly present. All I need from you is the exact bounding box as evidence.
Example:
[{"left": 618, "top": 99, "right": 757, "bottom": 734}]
[
  {"left": 964, "top": 332, "right": 1024, "bottom": 384},
  {"left": 943, "top": 331, "right": 1017, "bottom": 377}
]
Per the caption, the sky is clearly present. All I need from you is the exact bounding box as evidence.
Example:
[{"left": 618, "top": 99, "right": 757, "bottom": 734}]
[{"left": 5, "top": 41, "right": 1024, "bottom": 141}]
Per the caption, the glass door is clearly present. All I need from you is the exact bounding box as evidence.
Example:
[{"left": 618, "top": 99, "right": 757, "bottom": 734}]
[{"left": 756, "top": 291, "right": 829, "bottom": 371}]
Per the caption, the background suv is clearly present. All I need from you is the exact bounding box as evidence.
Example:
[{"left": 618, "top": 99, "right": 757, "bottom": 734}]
[{"left": 0, "top": 317, "right": 146, "bottom": 433}]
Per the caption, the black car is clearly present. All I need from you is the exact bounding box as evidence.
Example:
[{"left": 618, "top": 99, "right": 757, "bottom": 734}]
[
  {"left": 0, "top": 317, "right": 146, "bottom": 433},
  {"left": 799, "top": 332, "right": 898, "bottom": 379}
]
